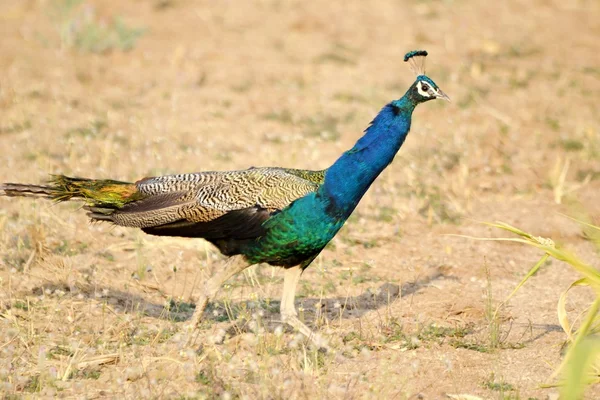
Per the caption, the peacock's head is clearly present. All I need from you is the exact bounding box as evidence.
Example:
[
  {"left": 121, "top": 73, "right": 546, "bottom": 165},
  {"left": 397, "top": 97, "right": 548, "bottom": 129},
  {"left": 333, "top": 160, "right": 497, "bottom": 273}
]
[{"left": 404, "top": 50, "right": 450, "bottom": 104}]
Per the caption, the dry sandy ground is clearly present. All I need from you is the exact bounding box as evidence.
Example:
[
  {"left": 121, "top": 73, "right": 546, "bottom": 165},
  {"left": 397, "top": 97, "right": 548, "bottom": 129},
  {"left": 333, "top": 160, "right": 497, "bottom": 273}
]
[{"left": 1, "top": 0, "right": 600, "bottom": 398}]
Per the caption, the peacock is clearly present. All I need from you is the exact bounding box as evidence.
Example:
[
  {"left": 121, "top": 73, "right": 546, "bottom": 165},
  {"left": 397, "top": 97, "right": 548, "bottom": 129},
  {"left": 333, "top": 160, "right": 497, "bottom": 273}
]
[{"left": 0, "top": 50, "right": 449, "bottom": 348}]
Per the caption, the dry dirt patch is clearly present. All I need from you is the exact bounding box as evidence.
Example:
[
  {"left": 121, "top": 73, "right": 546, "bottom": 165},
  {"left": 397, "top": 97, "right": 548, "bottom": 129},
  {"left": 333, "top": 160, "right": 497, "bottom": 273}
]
[{"left": 1, "top": 0, "right": 600, "bottom": 398}]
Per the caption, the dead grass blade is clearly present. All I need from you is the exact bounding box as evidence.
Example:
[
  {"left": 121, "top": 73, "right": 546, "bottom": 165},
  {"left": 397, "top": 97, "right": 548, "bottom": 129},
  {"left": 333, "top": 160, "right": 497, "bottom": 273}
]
[
  {"left": 557, "top": 278, "right": 590, "bottom": 342},
  {"left": 75, "top": 353, "right": 120, "bottom": 369}
]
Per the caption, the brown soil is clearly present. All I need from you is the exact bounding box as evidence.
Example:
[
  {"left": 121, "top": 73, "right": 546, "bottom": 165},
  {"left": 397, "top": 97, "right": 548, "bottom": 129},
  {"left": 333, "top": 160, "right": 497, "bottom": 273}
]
[{"left": 1, "top": 0, "right": 599, "bottom": 398}]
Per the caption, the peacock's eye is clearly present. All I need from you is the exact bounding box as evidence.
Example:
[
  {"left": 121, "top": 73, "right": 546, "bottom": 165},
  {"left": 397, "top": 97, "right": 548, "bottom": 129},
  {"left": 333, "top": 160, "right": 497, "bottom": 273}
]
[{"left": 421, "top": 83, "right": 430, "bottom": 91}]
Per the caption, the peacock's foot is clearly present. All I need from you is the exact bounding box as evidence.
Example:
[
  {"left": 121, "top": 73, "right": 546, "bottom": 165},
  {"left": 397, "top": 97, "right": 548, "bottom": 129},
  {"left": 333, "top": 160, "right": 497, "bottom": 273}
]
[
  {"left": 282, "top": 313, "right": 330, "bottom": 352},
  {"left": 182, "top": 255, "right": 252, "bottom": 346}
]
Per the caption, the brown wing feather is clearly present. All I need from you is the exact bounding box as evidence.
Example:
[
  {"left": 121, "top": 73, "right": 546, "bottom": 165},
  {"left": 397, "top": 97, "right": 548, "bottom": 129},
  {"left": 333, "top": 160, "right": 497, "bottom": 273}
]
[
  {"left": 109, "top": 191, "right": 198, "bottom": 228},
  {"left": 135, "top": 167, "right": 319, "bottom": 212},
  {"left": 90, "top": 168, "right": 320, "bottom": 252},
  {"left": 141, "top": 206, "right": 270, "bottom": 239},
  {"left": 141, "top": 206, "right": 272, "bottom": 255}
]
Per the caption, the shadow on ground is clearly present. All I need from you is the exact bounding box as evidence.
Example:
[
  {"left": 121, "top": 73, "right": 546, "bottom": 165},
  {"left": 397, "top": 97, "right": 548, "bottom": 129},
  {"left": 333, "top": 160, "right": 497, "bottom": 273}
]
[{"left": 23, "top": 267, "right": 450, "bottom": 325}]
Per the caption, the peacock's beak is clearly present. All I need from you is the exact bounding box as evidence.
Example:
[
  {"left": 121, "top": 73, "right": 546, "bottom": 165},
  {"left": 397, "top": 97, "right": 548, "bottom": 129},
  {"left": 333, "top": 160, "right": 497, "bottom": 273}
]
[{"left": 436, "top": 88, "right": 451, "bottom": 102}]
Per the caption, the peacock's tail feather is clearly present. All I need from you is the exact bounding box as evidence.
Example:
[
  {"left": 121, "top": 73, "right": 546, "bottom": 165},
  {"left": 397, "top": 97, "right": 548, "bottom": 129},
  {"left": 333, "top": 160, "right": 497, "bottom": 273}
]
[{"left": 0, "top": 175, "right": 143, "bottom": 209}]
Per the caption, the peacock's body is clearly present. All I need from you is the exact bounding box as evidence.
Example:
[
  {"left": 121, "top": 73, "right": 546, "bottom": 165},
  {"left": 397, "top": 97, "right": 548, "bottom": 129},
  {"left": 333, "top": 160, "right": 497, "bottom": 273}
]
[{"left": 0, "top": 51, "right": 448, "bottom": 348}]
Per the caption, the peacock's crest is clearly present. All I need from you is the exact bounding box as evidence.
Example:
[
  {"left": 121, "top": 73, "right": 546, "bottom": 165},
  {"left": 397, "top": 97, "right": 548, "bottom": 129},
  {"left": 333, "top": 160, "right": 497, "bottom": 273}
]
[{"left": 404, "top": 50, "right": 428, "bottom": 76}]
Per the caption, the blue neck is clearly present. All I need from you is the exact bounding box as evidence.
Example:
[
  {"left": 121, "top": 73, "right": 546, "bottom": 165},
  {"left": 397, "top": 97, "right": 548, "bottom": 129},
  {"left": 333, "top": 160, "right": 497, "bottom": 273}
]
[{"left": 319, "top": 95, "right": 416, "bottom": 219}]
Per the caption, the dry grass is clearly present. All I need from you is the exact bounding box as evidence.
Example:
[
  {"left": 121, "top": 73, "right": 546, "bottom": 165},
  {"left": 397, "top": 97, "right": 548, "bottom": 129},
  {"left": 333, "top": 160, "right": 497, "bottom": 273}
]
[{"left": 1, "top": 0, "right": 600, "bottom": 398}]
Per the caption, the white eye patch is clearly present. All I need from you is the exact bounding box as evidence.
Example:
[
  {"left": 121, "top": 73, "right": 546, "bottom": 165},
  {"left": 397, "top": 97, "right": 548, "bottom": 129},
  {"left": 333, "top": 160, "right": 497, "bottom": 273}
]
[{"left": 416, "top": 81, "right": 433, "bottom": 97}]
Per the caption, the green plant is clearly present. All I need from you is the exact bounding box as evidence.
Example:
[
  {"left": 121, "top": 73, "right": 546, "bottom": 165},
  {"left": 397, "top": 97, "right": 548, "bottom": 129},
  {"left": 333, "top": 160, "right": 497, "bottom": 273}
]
[
  {"left": 48, "top": 0, "right": 145, "bottom": 53},
  {"left": 460, "top": 220, "right": 600, "bottom": 398}
]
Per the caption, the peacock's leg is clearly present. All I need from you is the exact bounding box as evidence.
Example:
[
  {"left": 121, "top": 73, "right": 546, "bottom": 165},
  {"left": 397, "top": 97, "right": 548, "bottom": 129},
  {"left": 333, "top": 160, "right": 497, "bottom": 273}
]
[
  {"left": 280, "top": 265, "right": 329, "bottom": 350},
  {"left": 187, "top": 255, "right": 251, "bottom": 329}
]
